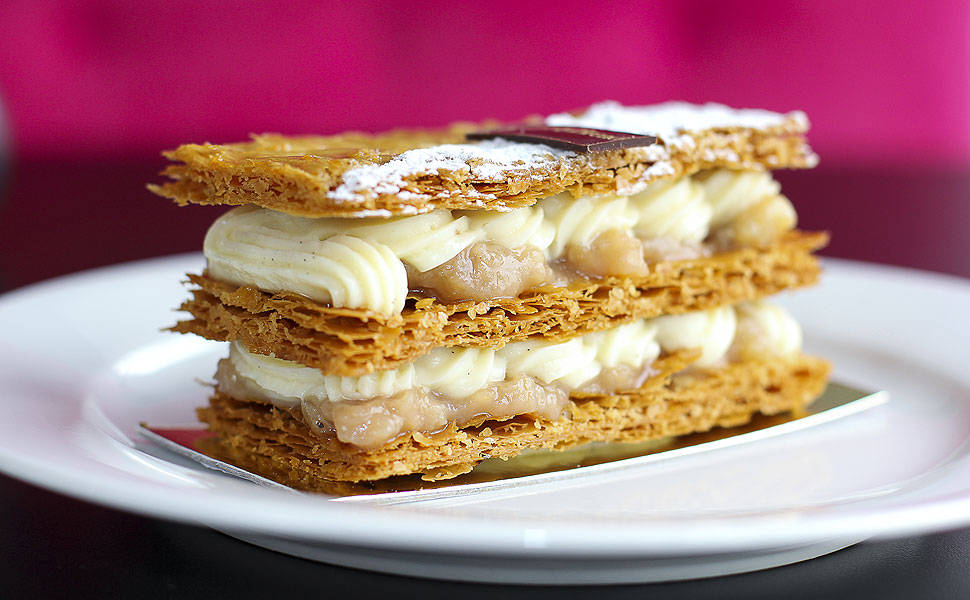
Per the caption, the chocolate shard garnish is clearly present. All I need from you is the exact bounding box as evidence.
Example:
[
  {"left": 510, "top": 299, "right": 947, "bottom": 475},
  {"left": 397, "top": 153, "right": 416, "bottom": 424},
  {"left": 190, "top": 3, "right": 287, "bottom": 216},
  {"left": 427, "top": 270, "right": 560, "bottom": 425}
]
[{"left": 467, "top": 126, "right": 658, "bottom": 153}]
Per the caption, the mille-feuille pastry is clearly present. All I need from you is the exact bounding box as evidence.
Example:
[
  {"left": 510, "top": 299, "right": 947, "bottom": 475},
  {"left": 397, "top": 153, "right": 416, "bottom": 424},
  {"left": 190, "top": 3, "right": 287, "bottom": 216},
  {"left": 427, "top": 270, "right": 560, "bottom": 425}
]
[{"left": 150, "top": 101, "right": 830, "bottom": 486}]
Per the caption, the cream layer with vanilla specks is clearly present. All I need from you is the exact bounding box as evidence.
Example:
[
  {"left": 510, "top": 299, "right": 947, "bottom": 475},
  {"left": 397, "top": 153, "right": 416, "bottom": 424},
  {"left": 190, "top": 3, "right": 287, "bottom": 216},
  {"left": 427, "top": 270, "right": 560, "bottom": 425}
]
[
  {"left": 214, "top": 300, "right": 803, "bottom": 450},
  {"left": 204, "top": 169, "right": 797, "bottom": 316}
]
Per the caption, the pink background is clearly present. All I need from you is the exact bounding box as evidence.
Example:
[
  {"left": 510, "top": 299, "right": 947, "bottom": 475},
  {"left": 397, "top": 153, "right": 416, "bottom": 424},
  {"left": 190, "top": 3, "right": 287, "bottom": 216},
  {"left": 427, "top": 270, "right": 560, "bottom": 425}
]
[
  {"left": 1, "top": 0, "right": 968, "bottom": 166},
  {"left": 1, "top": 1, "right": 969, "bottom": 290}
]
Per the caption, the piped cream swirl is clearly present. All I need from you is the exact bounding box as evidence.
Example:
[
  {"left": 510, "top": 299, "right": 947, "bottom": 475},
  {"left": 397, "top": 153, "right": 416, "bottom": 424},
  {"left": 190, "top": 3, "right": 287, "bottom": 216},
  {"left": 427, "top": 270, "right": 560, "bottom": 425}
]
[
  {"left": 229, "top": 316, "right": 664, "bottom": 403},
  {"left": 204, "top": 169, "right": 797, "bottom": 316},
  {"left": 503, "top": 338, "right": 603, "bottom": 389},
  {"left": 227, "top": 304, "right": 801, "bottom": 406},
  {"left": 697, "top": 170, "right": 783, "bottom": 229},
  {"left": 630, "top": 177, "right": 712, "bottom": 244},
  {"left": 229, "top": 341, "right": 415, "bottom": 405},
  {"left": 583, "top": 320, "right": 661, "bottom": 368},
  {"left": 343, "top": 209, "right": 481, "bottom": 272},
  {"left": 540, "top": 193, "right": 638, "bottom": 257},
  {"left": 413, "top": 347, "right": 508, "bottom": 399},
  {"left": 204, "top": 207, "right": 408, "bottom": 315},
  {"left": 730, "top": 300, "right": 802, "bottom": 360},
  {"left": 464, "top": 206, "right": 555, "bottom": 253},
  {"left": 653, "top": 305, "right": 738, "bottom": 367}
]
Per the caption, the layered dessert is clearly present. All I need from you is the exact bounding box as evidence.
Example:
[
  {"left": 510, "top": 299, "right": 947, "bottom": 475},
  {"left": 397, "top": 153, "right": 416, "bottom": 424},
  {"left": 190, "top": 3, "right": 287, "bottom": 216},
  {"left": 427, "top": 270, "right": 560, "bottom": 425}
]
[{"left": 150, "top": 101, "right": 830, "bottom": 488}]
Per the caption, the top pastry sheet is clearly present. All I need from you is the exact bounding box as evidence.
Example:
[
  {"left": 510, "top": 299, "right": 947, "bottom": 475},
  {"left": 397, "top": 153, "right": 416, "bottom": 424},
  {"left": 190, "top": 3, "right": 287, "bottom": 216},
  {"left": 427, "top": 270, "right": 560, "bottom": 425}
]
[{"left": 148, "top": 102, "right": 816, "bottom": 218}]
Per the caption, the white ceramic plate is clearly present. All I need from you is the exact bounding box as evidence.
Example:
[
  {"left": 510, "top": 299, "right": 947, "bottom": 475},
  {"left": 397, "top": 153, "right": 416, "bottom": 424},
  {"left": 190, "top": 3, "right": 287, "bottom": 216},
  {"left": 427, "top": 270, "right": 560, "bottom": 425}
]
[{"left": 1, "top": 255, "right": 970, "bottom": 584}]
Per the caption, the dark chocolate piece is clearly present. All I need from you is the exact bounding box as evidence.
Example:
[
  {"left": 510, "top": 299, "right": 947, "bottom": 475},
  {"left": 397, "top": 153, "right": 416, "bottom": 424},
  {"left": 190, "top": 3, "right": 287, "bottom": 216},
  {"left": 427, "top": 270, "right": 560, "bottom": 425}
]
[{"left": 467, "top": 126, "right": 657, "bottom": 153}]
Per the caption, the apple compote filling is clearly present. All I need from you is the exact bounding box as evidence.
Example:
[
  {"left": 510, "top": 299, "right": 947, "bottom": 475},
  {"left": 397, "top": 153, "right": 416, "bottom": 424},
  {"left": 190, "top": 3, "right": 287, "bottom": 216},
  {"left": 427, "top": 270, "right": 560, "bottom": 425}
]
[
  {"left": 728, "top": 300, "right": 802, "bottom": 361},
  {"left": 696, "top": 169, "right": 798, "bottom": 250},
  {"left": 314, "top": 376, "right": 568, "bottom": 450},
  {"left": 564, "top": 228, "right": 649, "bottom": 279},
  {"left": 214, "top": 302, "right": 804, "bottom": 449},
  {"left": 202, "top": 169, "right": 798, "bottom": 316},
  {"left": 408, "top": 242, "right": 552, "bottom": 303},
  {"left": 574, "top": 363, "right": 657, "bottom": 395}
]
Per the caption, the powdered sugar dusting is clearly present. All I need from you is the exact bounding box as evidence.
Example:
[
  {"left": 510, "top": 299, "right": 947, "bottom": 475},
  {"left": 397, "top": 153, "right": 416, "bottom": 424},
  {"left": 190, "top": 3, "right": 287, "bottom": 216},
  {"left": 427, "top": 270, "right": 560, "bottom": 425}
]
[
  {"left": 613, "top": 160, "right": 679, "bottom": 196},
  {"left": 330, "top": 139, "right": 577, "bottom": 202},
  {"left": 547, "top": 101, "right": 805, "bottom": 149},
  {"left": 329, "top": 101, "right": 805, "bottom": 203}
]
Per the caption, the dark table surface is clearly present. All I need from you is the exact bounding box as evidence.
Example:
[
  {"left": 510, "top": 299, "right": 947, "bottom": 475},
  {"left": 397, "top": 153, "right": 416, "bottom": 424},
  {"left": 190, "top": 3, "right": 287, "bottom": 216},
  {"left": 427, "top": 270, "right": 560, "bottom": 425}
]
[
  {"left": 4, "top": 471, "right": 970, "bottom": 599},
  {"left": 1, "top": 162, "right": 969, "bottom": 597}
]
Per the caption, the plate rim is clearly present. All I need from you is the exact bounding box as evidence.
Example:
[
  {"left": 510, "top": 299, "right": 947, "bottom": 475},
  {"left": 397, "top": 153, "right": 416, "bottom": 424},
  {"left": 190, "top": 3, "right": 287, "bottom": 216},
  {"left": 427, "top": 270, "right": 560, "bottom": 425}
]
[{"left": 2, "top": 254, "right": 970, "bottom": 556}]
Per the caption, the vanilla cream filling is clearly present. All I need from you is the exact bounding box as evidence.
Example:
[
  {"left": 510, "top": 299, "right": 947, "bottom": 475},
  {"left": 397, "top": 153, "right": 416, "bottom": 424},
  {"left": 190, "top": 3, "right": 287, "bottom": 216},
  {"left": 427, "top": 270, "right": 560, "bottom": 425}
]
[
  {"left": 227, "top": 302, "right": 801, "bottom": 407},
  {"left": 698, "top": 169, "right": 783, "bottom": 228},
  {"left": 654, "top": 305, "right": 737, "bottom": 368},
  {"left": 730, "top": 300, "right": 803, "bottom": 361},
  {"left": 228, "top": 318, "right": 661, "bottom": 406},
  {"left": 629, "top": 176, "right": 710, "bottom": 243},
  {"left": 219, "top": 301, "right": 802, "bottom": 448},
  {"left": 204, "top": 169, "right": 795, "bottom": 316}
]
